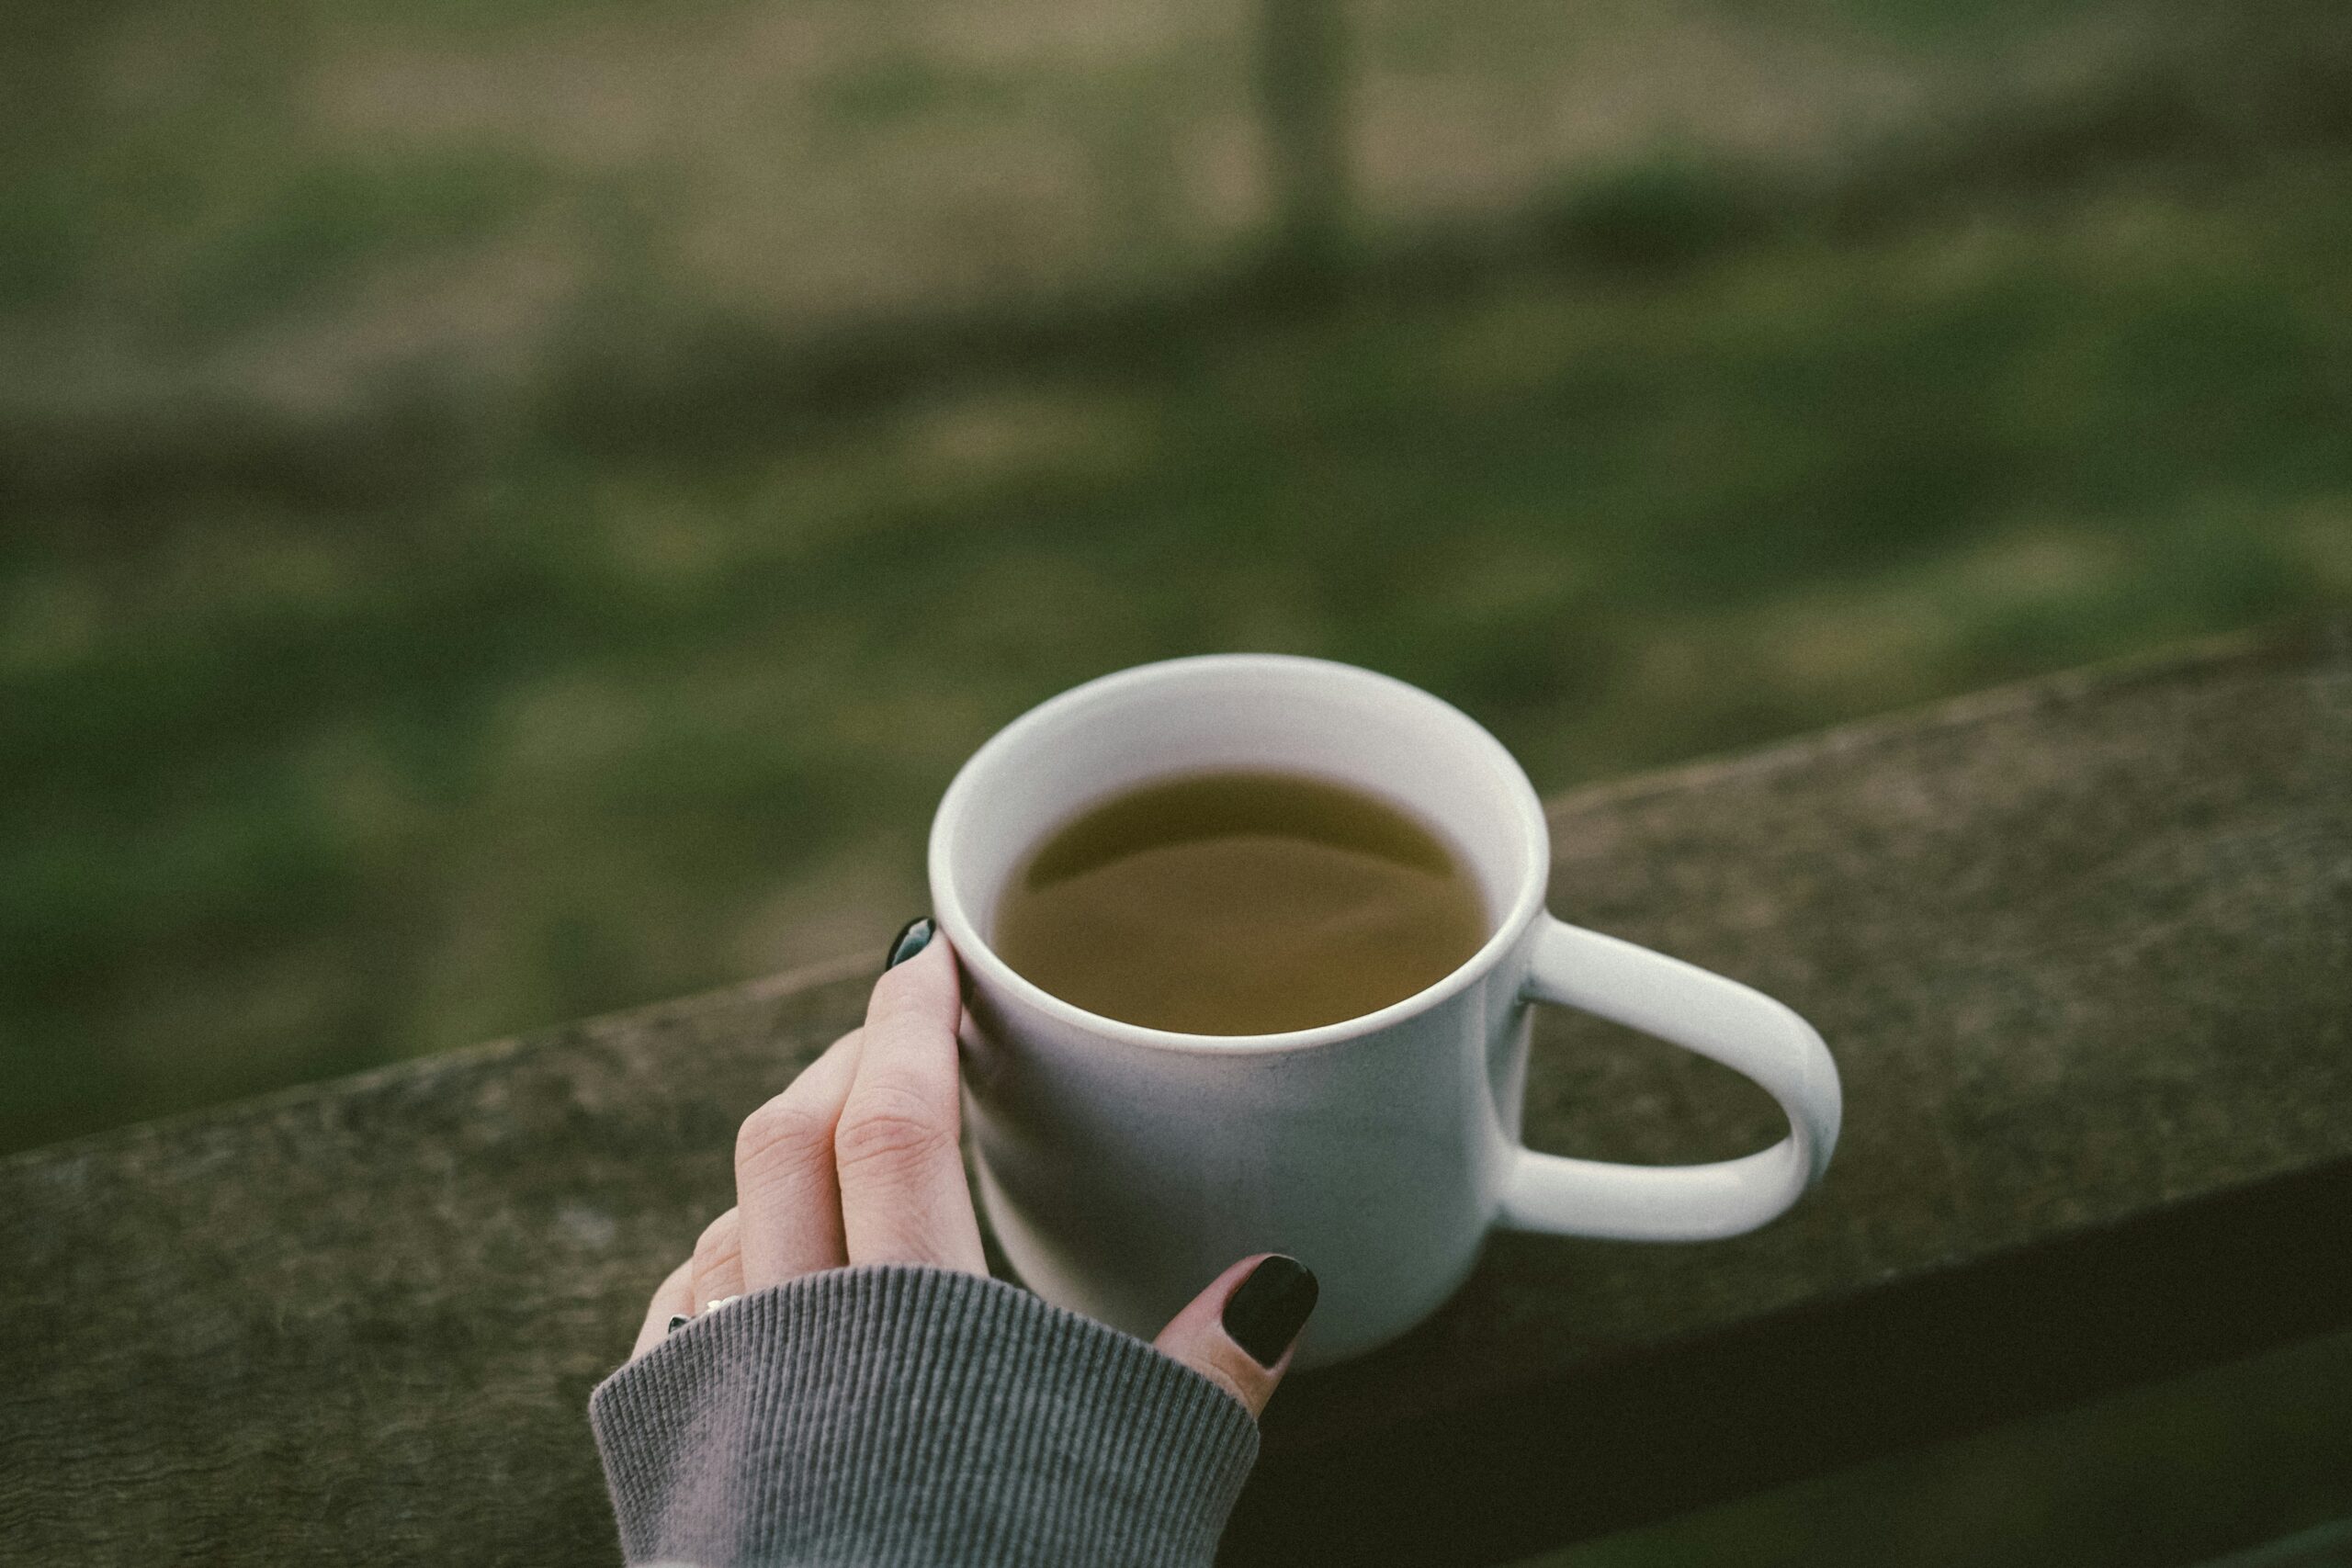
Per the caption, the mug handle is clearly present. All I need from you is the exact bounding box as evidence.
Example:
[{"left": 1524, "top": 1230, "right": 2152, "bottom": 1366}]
[{"left": 1498, "top": 917, "right": 1843, "bottom": 1241}]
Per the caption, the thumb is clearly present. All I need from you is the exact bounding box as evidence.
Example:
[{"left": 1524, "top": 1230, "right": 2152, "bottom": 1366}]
[{"left": 1152, "top": 1254, "right": 1319, "bottom": 1419}]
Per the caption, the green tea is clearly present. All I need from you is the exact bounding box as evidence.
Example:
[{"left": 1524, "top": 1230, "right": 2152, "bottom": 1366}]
[{"left": 992, "top": 769, "right": 1489, "bottom": 1034}]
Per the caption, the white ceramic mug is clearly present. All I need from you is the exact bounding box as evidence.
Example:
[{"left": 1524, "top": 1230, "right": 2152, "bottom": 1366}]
[{"left": 930, "top": 654, "right": 1841, "bottom": 1366}]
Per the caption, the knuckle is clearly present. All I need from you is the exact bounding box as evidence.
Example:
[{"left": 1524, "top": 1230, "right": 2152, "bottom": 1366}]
[
  {"left": 691, "top": 1212, "right": 740, "bottom": 1271},
  {"left": 736, "top": 1092, "right": 833, "bottom": 1180},
  {"left": 833, "top": 1089, "right": 954, "bottom": 1181}
]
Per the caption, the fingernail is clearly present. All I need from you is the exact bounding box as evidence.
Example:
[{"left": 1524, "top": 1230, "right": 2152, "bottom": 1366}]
[
  {"left": 1222, "top": 1255, "right": 1318, "bottom": 1367},
  {"left": 883, "top": 916, "right": 936, "bottom": 972}
]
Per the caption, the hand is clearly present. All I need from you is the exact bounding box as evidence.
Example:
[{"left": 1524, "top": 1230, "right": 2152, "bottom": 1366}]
[{"left": 630, "top": 924, "right": 1317, "bottom": 1418}]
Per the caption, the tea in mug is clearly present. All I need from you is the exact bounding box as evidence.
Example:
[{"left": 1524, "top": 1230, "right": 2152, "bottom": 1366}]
[{"left": 992, "top": 769, "right": 1488, "bottom": 1033}]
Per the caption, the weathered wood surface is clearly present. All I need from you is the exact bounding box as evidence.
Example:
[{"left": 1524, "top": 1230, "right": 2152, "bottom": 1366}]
[{"left": 3, "top": 631, "right": 2347, "bottom": 1565}]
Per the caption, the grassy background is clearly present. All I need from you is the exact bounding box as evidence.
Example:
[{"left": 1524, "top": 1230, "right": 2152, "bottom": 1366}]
[
  {"left": 5, "top": 0, "right": 2351, "bottom": 1157},
  {"left": 8, "top": 160, "right": 2349, "bottom": 1155}
]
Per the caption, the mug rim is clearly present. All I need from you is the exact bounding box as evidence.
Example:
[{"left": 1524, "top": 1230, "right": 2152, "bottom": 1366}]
[{"left": 927, "top": 653, "right": 1552, "bottom": 1056}]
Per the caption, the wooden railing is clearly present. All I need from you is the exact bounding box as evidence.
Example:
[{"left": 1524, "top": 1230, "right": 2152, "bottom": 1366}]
[{"left": 4, "top": 629, "right": 2346, "bottom": 1564}]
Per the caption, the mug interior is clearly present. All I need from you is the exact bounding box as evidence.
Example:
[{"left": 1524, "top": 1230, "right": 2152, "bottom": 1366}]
[{"left": 931, "top": 655, "right": 1550, "bottom": 1045}]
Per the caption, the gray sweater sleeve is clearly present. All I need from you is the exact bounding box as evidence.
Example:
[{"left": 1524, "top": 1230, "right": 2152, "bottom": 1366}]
[{"left": 589, "top": 1264, "right": 1261, "bottom": 1567}]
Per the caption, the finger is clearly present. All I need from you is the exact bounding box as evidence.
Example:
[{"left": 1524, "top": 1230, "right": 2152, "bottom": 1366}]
[
  {"left": 689, "top": 1208, "right": 747, "bottom": 1311},
  {"left": 1152, "top": 1255, "right": 1319, "bottom": 1419},
  {"left": 631, "top": 1258, "right": 695, "bottom": 1360},
  {"left": 735, "top": 1028, "right": 865, "bottom": 1290},
  {"left": 834, "top": 934, "right": 987, "bottom": 1272}
]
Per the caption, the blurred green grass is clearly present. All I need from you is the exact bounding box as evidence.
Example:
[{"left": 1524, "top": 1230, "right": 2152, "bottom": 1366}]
[
  {"left": 5, "top": 150, "right": 2348, "bottom": 1154},
  {"left": 3, "top": 0, "right": 2350, "bottom": 1163}
]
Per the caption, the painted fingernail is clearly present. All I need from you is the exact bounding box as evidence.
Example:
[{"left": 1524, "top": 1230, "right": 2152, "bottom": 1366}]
[
  {"left": 1222, "top": 1255, "right": 1318, "bottom": 1367},
  {"left": 884, "top": 916, "right": 936, "bottom": 972}
]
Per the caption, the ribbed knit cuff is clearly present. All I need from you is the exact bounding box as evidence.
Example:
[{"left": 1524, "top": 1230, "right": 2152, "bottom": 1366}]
[{"left": 590, "top": 1265, "right": 1261, "bottom": 1568}]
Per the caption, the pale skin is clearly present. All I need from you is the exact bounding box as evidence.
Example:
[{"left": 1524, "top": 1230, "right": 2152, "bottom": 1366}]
[{"left": 631, "top": 933, "right": 1296, "bottom": 1418}]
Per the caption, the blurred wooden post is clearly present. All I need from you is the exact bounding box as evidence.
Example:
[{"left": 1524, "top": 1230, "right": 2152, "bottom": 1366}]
[{"left": 1258, "top": 0, "right": 1351, "bottom": 287}]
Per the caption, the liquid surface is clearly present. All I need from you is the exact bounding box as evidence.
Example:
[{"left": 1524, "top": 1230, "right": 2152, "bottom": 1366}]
[{"left": 992, "top": 769, "right": 1490, "bottom": 1034}]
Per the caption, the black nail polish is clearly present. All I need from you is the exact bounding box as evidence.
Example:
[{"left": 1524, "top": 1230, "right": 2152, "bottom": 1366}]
[
  {"left": 1222, "top": 1255, "right": 1318, "bottom": 1367},
  {"left": 884, "top": 916, "right": 936, "bottom": 972}
]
